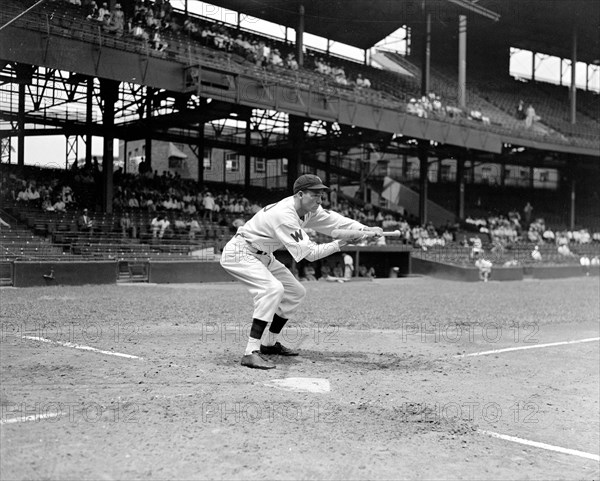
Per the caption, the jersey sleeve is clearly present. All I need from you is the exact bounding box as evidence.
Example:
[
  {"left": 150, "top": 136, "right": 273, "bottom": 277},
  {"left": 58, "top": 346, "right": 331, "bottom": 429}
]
[
  {"left": 275, "top": 223, "right": 344, "bottom": 262},
  {"left": 307, "top": 207, "right": 366, "bottom": 235}
]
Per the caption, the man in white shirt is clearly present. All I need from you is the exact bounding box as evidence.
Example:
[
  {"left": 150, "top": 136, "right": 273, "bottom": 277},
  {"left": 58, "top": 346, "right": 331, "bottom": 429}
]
[
  {"left": 151, "top": 215, "right": 170, "bottom": 238},
  {"left": 220, "top": 174, "right": 382, "bottom": 369},
  {"left": 202, "top": 192, "right": 216, "bottom": 222}
]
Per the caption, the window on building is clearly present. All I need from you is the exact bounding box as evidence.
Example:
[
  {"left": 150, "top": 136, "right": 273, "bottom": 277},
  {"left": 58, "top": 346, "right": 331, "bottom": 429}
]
[
  {"left": 169, "top": 158, "right": 185, "bottom": 169},
  {"left": 226, "top": 152, "right": 239, "bottom": 172},
  {"left": 281, "top": 158, "right": 288, "bottom": 174},
  {"left": 255, "top": 157, "right": 265, "bottom": 173},
  {"left": 441, "top": 165, "right": 452, "bottom": 182},
  {"left": 203, "top": 148, "right": 212, "bottom": 170},
  {"left": 482, "top": 167, "right": 492, "bottom": 184}
]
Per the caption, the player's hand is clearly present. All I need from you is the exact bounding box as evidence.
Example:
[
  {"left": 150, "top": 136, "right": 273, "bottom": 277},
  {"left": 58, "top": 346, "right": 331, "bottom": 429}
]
[{"left": 347, "top": 234, "right": 367, "bottom": 244}]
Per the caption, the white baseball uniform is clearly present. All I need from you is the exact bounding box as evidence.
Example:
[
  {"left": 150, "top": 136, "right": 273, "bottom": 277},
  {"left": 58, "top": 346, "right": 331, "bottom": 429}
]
[{"left": 220, "top": 195, "right": 366, "bottom": 321}]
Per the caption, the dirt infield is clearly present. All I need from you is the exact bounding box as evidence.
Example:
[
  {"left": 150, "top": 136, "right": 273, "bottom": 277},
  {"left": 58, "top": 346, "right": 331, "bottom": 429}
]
[{"left": 1, "top": 277, "right": 599, "bottom": 480}]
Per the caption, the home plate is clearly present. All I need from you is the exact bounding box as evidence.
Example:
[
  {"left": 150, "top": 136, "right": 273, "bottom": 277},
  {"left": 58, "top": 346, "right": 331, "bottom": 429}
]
[{"left": 262, "top": 377, "right": 330, "bottom": 393}]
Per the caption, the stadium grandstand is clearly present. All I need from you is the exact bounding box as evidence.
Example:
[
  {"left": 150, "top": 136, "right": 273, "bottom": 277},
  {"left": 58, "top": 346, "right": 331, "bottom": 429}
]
[{"left": 0, "top": 0, "right": 599, "bottom": 286}]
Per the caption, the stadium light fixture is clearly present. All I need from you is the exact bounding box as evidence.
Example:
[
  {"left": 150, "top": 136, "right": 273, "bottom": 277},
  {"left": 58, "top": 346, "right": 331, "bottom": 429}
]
[{"left": 444, "top": 0, "right": 501, "bottom": 22}]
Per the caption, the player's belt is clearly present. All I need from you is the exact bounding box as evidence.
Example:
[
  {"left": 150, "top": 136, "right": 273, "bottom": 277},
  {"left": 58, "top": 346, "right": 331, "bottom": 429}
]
[{"left": 235, "top": 233, "right": 268, "bottom": 255}]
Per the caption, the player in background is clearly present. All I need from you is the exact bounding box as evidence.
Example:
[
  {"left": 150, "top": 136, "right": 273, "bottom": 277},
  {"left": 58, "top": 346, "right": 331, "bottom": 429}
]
[{"left": 220, "top": 174, "right": 383, "bottom": 369}]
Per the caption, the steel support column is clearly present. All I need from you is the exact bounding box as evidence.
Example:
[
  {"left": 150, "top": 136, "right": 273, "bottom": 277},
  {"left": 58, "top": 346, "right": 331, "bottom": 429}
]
[
  {"left": 418, "top": 139, "right": 428, "bottom": 224},
  {"left": 66, "top": 135, "right": 78, "bottom": 170},
  {"left": 197, "top": 124, "right": 205, "bottom": 184},
  {"left": 458, "top": 15, "right": 467, "bottom": 109},
  {"left": 145, "top": 87, "right": 154, "bottom": 169},
  {"left": 296, "top": 4, "right": 304, "bottom": 67},
  {"left": 17, "top": 81, "right": 25, "bottom": 167},
  {"left": 325, "top": 123, "right": 331, "bottom": 185},
  {"left": 287, "top": 116, "right": 304, "bottom": 191},
  {"left": 420, "top": 10, "right": 431, "bottom": 96},
  {"left": 100, "top": 78, "right": 118, "bottom": 214},
  {"left": 244, "top": 117, "right": 251, "bottom": 189},
  {"left": 85, "top": 77, "right": 93, "bottom": 168},
  {"left": 570, "top": 178, "right": 576, "bottom": 230},
  {"left": 456, "top": 155, "right": 465, "bottom": 220},
  {"left": 0, "top": 138, "right": 12, "bottom": 164},
  {"left": 570, "top": 27, "right": 577, "bottom": 124}
]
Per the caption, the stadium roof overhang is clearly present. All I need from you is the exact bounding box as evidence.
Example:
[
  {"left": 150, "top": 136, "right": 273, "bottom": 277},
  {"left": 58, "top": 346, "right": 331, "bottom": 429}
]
[{"left": 202, "top": 0, "right": 600, "bottom": 64}]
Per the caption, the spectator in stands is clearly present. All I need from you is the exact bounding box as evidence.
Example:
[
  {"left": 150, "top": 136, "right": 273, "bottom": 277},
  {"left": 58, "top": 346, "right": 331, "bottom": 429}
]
[
  {"left": 358, "top": 264, "right": 376, "bottom": 278},
  {"left": 120, "top": 212, "right": 136, "bottom": 238},
  {"left": 355, "top": 74, "right": 370, "bottom": 89},
  {"left": 580, "top": 255, "right": 591, "bottom": 275},
  {"left": 343, "top": 253, "right": 354, "bottom": 279},
  {"left": 469, "top": 237, "right": 484, "bottom": 260},
  {"left": 173, "top": 215, "right": 187, "bottom": 235},
  {"left": 85, "top": 1, "right": 99, "bottom": 20},
  {"left": 269, "top": 49, "right": 284, "bottom": 68},
  {"left": 523, "top": 202, "right": 533, "bottom": 225},
  {"left": 542, "top": 228, "right": 555, "bottom": 243},
  {"left": 531, "top": 245, "right": 542, "bottom": 262},
  {"left": 151, "top": 214, "right": 170, "bottom": 239},
  {"left": 62, "top": 188, "right": 75, "bottom": 206},
  {"left": 103, "top": 3, "right": 125, "bottom": 36},
  {"left": 78, "top": 208, "right": 94, "bottom": 233},
  {"left": 52, "top": 197, "right": 67, "bottom": 213},
  {"left": 126, "top": 194, "right": 139, "bottom": 209},
  {"left": 184, "top": 202, "right": 197, "bottom": 215},
  {"left": 42, "top": 196, "right": 54, "bottom": 212},
  {"left": 515, "top": 100, "right": 526, "bottom": 120},
  {"left": 202, "top": 191, "right": 216, "bottom": 222},
  {"left": 151, "top": 26, "right": 168, "bottom": 52},
  {"left": 302, "top": 265, "right": 317, "bottom": 282},
  {"left": 16, "top": 187, "right": 28, "bottom": 202},
  {"left": 0, "top": 217, "right": 11, "bottom": 230},
  {"left": 285, "top": 53, "right": 299, "bottom": 71},
  {"left": 187, "top": 216, "right": 202, "bottom": 240},
  {"left": 557, "top": 242, "right": 574, "bottom": 257},
  {"left": 524, "top": 104, "right": 540, "bottom": 129}
]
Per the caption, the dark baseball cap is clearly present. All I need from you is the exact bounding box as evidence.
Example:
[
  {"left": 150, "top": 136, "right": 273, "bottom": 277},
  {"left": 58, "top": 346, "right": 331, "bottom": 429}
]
[{"left": 293, "top": 174, "right": 329, "bottom": 194}]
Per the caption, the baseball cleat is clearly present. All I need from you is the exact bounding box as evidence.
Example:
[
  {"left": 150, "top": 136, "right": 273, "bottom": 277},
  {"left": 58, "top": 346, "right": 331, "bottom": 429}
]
[
  {"left": 241, "top": 351, "right": 276, "bottom": 369},
  {"left": 260, "top": 342, "right": 299, "bottom": 356}
]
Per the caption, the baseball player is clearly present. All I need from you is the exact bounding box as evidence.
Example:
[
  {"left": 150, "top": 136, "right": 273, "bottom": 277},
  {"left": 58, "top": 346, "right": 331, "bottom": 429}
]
[{"left": 220, "top": 174, "right": 382, "bottom": 369}]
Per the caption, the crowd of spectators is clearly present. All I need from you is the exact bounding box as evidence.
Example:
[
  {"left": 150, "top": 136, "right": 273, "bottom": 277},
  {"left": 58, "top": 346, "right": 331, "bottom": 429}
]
[
  {"left": 463, "top": 206, "right": 599, "bottom": 271},
  {"left": 3, "top": 162, "right": 599, "bottom": 261},
  {"left": 61, "top": 0, "right": 378, "bottom": 89},
  {"left": 406, "top": 92, "right": 491, "bottom": 126}
]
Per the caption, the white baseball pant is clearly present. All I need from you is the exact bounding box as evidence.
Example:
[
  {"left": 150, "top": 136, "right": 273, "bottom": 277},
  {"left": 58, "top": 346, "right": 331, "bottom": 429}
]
[{"left": 220, "top": 237, "right": 306, "bottom": 322}]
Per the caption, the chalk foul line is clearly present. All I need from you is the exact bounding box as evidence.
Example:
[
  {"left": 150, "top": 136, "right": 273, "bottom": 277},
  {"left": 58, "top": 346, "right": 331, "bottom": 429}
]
[
  {"left": 455, "top": 337, "right": 600, "bottom": 358},
  {"left": 479, "top": 429, "right": 600, "bottom": 462},
  {"left": 1, "top": 412, "right": 64, "bottom": 424},
  {"left": 22, "top": 336, "right": 142, "bottom": 359}
]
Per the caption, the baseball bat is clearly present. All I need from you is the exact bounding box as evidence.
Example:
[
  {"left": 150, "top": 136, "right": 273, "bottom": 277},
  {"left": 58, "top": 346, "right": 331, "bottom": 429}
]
[{"left": 331, "top": 229, "right": 401, "bottom": 240}]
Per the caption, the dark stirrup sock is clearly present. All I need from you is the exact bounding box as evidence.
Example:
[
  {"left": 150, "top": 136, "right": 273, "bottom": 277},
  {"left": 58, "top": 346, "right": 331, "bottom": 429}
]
[
  {"left": 245, "top": 319, "right": 269, "bottom": 355},
  {"left": 269, "top": 314, "right": 288, "bottom": 334},
  {"left": 250, "top": 319, "right": 268, "bottom": 339}
]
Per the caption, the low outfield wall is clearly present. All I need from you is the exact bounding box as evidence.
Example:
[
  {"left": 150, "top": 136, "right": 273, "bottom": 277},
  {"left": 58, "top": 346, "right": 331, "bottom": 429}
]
[
  {"left": 412, "top": 258, "right": 596, "bottom": 282},
  {"left": 13, "top": 261, "right": 117, "bottom": 287},
  {"left": 149, "top": 261, "right": 233, "bottom": 283},
  {"left": 5, "top": 254, "right": 596, "bottom": 287},
  {"left": 531, "top": 264, "right": 600, "bottom": 279},
  {"left": 411, "top": 258, "right": 480, "bottom": 282}
]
